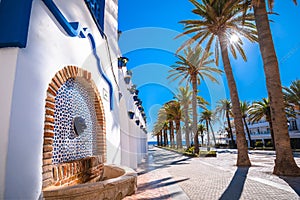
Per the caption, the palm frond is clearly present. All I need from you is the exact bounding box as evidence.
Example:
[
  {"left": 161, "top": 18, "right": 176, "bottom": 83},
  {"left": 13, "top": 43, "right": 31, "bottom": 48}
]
[{"left": 176, "top": 0, "right": 257, "bottom": 61}]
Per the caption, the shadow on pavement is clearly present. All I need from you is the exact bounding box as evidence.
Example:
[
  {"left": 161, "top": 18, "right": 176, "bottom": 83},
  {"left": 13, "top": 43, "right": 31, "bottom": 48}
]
[
  {"left": 140, "top": 191, "right": 183, "bottom": 200},
  {"left": 138, "top": 177, "right": 172, "bottom": 190},
  {"left": 138, "top": 177, "right": 189, "bottom": 191},
  {"left": 279, "top": 176, "right": 300, "bottom": 196},
  {"left": 155, "top": 178, "right": 189, "bottom": 188},
  {"left": 138, "top": 157, "right": 191, "bottom": 176},
  {"left": 219, "top": 167, "right": 249, "bottom": 200},
  {"left": 154, "top": 155, "right": 185, "bottom": 162}
]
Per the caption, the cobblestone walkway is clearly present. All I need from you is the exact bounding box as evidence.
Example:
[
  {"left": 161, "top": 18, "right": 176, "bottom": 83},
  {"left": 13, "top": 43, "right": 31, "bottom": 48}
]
[
  {"left": 124, "top": 147, "right": 300, "bottom": 200},
  {"left": 123, "top": 148, "right": 189, "bottom": 200}
]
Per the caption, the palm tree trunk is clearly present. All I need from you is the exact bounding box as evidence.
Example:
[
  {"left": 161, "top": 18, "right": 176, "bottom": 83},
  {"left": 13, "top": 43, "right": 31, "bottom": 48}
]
[
  {"left": 226, "top": 111, "right": 235, "bottom": 148},
  {"left": 163, "top": 127, "right": 168, "bottom": 146},
  {"left": 243, "top": 117, "right": 253, "bottom": 148},
  {"left": 209, "top": 121, "right": 217, "bottom": 145},
  {"left": 200, "top": 130, "right": 204, "bottom": 145},
  {"left": 206, "top": 120, "right": 210, "bottom": 147},
  {"left": 176, "top": 129, "right": 179, "bottom": 149},
  {"left": 184, "top": 105, "right": 190, "bottom": 148},
  {"left": 169, "top": 121, "right": 175, "bottom": 148},
  {"left": 176, "top": 120, "right": 182, "bottom": 149},
  {"left": 192, "top": 76, "right": 199, "bottom": 154},
  {"left": 156, "top": 133, "right": 160, "bottom": 146},
  {"left": 219, "top": 35, "right": 251, "bottom": 166},
  {"left": 267, "top": 118, "right": 275, "bottom": 150},
  {"left": 254, "top": 1, "right": 300, "bottom": 175},
  {"left": 159, "top": 130, "right": 163, "bottom": 146},
  {"left": 190, "top": 126, "right": 193, "bottom": 146},
  {"left": 194, "top": 131, "right": 199, "bottom": 152}
]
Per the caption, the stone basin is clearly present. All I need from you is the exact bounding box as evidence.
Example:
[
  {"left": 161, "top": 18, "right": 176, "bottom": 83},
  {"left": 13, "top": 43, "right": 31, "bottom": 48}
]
[{"left": 43, "top": 165, "right": 137, "bottom": 200}]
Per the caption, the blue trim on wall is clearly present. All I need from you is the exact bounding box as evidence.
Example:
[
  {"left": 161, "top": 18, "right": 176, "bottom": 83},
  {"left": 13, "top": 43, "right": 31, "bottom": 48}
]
[
  {"left": 0, "top": 0, "right": 33, "bottom": 48},
  {"left": 42, "top": 0, "right": 114, "bottom": 110},
  {"left": 84, "top": 29, "right": 114, "bottom": 110},
  {"left": 85, "top": 0, "right": 105, "bottom": 34},
  {"left": 42, "top": 0, "right": 81, "bottom": 37}
]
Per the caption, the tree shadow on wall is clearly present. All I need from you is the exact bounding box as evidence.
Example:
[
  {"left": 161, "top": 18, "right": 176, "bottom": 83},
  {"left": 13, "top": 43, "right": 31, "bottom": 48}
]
[{"left": 219, "top": 167, "right": 249, "bottom": 200}]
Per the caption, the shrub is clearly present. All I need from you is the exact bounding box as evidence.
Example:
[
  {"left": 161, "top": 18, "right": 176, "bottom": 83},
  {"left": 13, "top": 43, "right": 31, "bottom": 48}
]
[
  {"left": 255, "top": 141, "right": 263, "bottom": 147},
  {"left": 199, "top": 150, "right": 217, "bottom": 157},
  {"left": 185, "top": 146, "right": 195, "bottom": 153},
  {"left": 265, "top": 141, "right": 273, "bottom": 147},
  {"left": 215, "top": 143, "right": 228, "bottom": 148}
]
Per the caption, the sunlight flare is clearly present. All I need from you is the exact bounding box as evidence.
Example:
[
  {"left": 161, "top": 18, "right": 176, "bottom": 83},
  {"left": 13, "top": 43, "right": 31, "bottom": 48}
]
[{"left": 230, "top": 34, "right": 239, "bottom": 43}]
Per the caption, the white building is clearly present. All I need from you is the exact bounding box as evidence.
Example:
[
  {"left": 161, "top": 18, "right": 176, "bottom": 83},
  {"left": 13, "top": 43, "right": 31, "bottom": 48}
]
[
  {"left": 231, "top": 116, "right": 300, "bottom": 148},
  {"left": 0, "top": 0, "right": 147, "bottom": 199}
]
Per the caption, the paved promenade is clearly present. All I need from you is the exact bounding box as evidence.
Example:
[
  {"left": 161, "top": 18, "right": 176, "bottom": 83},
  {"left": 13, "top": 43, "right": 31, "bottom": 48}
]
[{"left": 124, "top": 146, "right": 300, "bottom": 200}]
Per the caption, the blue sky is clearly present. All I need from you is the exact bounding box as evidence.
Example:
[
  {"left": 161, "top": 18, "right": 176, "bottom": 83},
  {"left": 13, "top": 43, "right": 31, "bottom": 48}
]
[{"left": 118, "top": 1, "right": 300, "bottom": 133}]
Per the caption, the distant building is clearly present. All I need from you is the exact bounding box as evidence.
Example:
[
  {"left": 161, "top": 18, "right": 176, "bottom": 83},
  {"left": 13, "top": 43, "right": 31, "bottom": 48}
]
[{"left": 230, "top": 115, "right": 300, "bottom": 148}]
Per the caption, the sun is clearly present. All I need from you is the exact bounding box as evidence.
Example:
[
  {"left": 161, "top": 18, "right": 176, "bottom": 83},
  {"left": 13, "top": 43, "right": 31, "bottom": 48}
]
[{"left": 230, "top": 34, "right": 239, "bottom": 43}]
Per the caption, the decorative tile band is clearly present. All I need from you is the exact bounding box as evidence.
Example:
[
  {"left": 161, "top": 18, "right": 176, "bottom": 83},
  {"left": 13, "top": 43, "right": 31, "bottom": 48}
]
[{"left": 52, "top": 78, "right": 97, "bottom": 164}]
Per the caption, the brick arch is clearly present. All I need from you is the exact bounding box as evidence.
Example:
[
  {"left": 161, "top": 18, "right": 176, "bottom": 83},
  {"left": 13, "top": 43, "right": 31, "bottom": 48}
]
[{"left": 42, "top": 66, "right": 106, "bottom": 189}]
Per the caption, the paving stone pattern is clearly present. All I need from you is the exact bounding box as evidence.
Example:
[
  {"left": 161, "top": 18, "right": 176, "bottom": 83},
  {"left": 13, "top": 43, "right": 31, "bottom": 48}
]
[{"left": 124, "top": 147, "right": 300, "bottom": 200}]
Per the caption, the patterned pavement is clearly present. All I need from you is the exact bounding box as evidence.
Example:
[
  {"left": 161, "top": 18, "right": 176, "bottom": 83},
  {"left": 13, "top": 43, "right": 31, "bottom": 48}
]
[
  {"left": 124, "top": 146, "right": 300, "bottom": 200},
  {"left": 123, "top": 148, "right": 189, "bottom": 200}
]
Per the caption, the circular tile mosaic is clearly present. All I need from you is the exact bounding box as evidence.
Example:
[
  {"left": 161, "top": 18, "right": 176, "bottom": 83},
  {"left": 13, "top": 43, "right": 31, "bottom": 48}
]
[{"left": 52, "top": 78, "right": 97, "bottom": 164}]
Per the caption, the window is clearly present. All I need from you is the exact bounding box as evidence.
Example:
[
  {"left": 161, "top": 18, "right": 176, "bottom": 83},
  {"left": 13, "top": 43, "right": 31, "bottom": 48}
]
[{"left": 291, "top": 120, "right": 298, "bottom": 131}]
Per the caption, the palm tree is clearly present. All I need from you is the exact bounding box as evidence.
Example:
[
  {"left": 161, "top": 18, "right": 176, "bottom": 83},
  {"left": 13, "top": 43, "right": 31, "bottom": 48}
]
[
  {"left": 163, "top": 122, "right": 169, "bottom": 147},
  {"left": 164, "top": 103, "right": 175, "bottom": 148},
  {"left": 152, "top": 130, "right": 162, "bottom": 146},
  {"left": 240, "top": 101, "right": 253, "bottom": 148},
  {"left": 158, "top": 130, "right": 163, "bottom": 146},
  {"left": 175, "top": 86, "right": 192, "bottom": 148},
  {"left": 155, "top": 108, "right": 169, "bottom": 147},
  {"left": 153, "top": 112, "right": 164, "bottom": 146},
  {"left": 169, "top": 45, "right": 222, "bottom": 154},
  {"left": 197, "top": 95, "right": 210, "bottom": 145},
  {"left": 165, "top": 100, "right": 183, "bottom": 149},
  {"left": 283, "top": 79, "right": 300, "bottom": 109},
  {"left": 249, "top": 98, "right": 296, "bottom": 149},
  {"left": 178, "top": 0, "right": 257, "bottom": 166},
  {"left": 198, "top": 124, "right": 206, "bottom": 145},
  {"left": 250, "top": 0, "right": 300, "bottom": 175},
  {"left": 216, "top": 99, "right": 235, "bottom": 148},
  {"left": 169, "top": 120, "right": 175, "bottom": 148},
  {"left": 248, "top": 98, "right": 274, "bottom": 148},
  {"left": 197, "top": 96, "right": 209, "bottom": 109},
  {"left": 200, "top": 110, "right": 217, "bottom": 146},
  {"left": 153, "top": 127, "right": 164, "bottom": 147}
]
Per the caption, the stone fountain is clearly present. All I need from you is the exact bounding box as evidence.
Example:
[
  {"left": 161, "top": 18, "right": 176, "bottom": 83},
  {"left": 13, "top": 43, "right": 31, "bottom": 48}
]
[{"left": 42, "top": 66, "right": 137, "bottom": 200}]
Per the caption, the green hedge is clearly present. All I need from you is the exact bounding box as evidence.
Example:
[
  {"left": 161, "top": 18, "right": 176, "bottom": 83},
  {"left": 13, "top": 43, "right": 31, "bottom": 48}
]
[{"left": 199, "top": 150, "right": 217, "bottom": 157}]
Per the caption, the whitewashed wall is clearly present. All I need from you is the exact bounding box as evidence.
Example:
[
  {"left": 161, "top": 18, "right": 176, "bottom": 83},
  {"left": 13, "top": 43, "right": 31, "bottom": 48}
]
[
  {"left": 0, "top": 0, "right": 148, "bottom": 198},
  {"left": 0, "top": 48, "right": 19, "bottom": 199},
  {"left": 118, "top": 67, "right": 147, "bottom": 169},
  {"left": 1, "top": 0, "right": 121, "bottom": 198}
]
